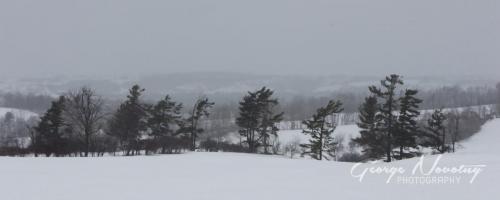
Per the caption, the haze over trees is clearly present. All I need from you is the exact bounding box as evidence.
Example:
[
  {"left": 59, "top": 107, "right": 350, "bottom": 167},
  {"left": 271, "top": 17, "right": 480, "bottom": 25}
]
[{"left": 0, "top": 74, "right": 496, "bottom": 160}]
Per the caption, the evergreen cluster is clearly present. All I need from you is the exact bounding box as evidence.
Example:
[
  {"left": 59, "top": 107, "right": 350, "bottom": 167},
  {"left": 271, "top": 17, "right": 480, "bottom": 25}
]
[
  {"left": 236, "top": 87, "right": 284, "bottom": 153},
  {"left": 354, "top": 75, "right": 451, "bottom": 162},
  {"left": 30, "top": 85, "right": 214, "bottom": 157}
]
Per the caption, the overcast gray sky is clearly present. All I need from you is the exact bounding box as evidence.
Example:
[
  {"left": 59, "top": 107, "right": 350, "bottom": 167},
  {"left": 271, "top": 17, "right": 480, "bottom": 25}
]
[{"left": 0, "top": 0, "right": 498, "bottom": 78}]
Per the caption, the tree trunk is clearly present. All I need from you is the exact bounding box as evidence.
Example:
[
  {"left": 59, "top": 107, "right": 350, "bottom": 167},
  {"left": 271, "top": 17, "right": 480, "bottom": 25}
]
[
  {"left": 190, "top": 104, "right": 198, "bottom": 151},
  {"left": 399, "top": 146, "right": 404, "bottom": 160},
  {"left": 85, "top": 133, "right": 90, "bottom": 157},
  {"left": 386, "top": 92, "right": 394, "bottom": 162},
  {"left": 319, "top": 120, "right": 324, "bottom": 161}
]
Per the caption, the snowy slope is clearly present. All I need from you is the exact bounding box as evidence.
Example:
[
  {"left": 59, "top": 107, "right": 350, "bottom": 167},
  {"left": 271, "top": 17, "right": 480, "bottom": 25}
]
[
  {"left": 0, "top": 120, "right": 499, "bottom": 200},
  {"left": 0, "top": 107, "right": 38, "bottom": 120},
  {"left": 459, "top": 119, "right": 500, "bottom": 155}
]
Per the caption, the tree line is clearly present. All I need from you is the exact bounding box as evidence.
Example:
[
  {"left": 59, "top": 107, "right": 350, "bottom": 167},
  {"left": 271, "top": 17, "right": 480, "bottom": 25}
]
[
  {"left": 0, "top": 74, "right": 498, "bottom": 162},
  {"left": 352, "top": 75, "right": 497, "bottom": 162},
  {"left": 27, "top": 85, "right": 214, "bottom": 157}
]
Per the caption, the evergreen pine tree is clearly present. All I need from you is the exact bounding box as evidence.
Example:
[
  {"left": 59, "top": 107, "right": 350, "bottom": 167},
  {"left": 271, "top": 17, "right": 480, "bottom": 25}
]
[
  {"left": 301, "top": 100, "right": 343, "bottom": 160},
  {"left": 148, "top": 95, "right": 183, "bottom": 154},
  {"left": 187, "top": 97, "right": 215, "bottom": 151},
  {"left": 423, "top": 109, "right": 448, "bottom": 153},
  {"left": 353, "top": 96, "right": 385, "bottom": 159},
  {"left": 236, "top": 87, "right": 283, "bottom": 153},
  {"left": 394, "top": 89, "right": 422, "bottom": 159},
  {"left": 108, "top": 85, "right": 148, "bottom": 156},
  {"left": 34, "top": 96, "right": 66, "bottom": 157},
  {"left": 368, "top": 74, "right": 403, "bottom": 162},
  {"left": 236, "top": 90, "right": 260, "bottom": 153},
  {"left": 256, "top": 89, "right": 284, "bottom": 154}
]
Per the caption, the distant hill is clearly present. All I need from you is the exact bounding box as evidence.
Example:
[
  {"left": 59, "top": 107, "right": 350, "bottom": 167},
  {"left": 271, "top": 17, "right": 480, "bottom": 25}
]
[{"left": 0, "top": 107, "right": 39, "bottom": 120}]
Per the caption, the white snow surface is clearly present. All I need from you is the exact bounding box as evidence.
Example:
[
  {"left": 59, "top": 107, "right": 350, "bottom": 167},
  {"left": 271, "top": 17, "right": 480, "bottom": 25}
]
[{"left": 1, "top": 120, "right": 499, "bottom": 200}]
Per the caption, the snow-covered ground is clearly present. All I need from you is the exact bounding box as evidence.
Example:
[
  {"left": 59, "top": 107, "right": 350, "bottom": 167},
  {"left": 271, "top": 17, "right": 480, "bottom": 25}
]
[{"left": 0, "top": 120, "right": 499, "bottom": 200}]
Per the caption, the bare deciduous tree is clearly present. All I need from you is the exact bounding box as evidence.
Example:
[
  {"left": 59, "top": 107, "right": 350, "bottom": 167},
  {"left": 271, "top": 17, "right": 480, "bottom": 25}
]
[{"left": 65, "top": 87, "right": 106, "bottom": 157}]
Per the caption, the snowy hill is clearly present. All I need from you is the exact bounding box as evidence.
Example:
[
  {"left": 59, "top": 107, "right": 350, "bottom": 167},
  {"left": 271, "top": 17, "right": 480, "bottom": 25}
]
[
  {"left": 0, "top": 119, "right": 498, "bottom": 200},
  {"left": 0, "top": 107, "right": 38, "bottom": 120},
  {"left": 459, "top": 118, "right": 500, "bottom": 155}
]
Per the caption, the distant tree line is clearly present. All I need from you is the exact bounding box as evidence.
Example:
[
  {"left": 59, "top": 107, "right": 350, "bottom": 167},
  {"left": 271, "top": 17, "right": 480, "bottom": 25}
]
[
  {"left": 1, "top": 84, "right": 496, "bottom": 123},
  {"left": 0, "top": 76, "right": 498, "bottom": 161},
  {"left": 14, "top": 86, "right": 213, "bottom": 157},
  {"left": 281, "top": 85, "right": 499, "bottom": 121},
  {"left": 0, "top": 92, "right": 54, "bottom": 113}
]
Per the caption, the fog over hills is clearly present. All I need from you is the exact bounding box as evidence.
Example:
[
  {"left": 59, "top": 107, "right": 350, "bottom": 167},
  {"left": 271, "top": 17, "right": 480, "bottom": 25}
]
[{"left": 0, "top": 73, "right": 496, "bottom": 105}]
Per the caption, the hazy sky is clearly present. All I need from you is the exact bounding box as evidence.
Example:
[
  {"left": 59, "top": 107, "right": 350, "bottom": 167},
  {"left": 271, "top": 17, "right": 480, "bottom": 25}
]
[{"left": 0, "top": 0, "right": 498, "bottom": 78}]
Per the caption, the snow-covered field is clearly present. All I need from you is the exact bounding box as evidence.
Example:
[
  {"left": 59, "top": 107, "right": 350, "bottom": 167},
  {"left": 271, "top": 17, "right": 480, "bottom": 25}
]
[{"left": 1, "top": 120, "right": 499, "bottom": 200}]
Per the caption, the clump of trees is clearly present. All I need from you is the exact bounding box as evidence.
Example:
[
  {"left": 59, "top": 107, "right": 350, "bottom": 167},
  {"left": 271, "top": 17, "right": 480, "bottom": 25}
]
[
  {"left": 353, "top": 75, "right": 422, "bottom": 162},
  {"left": 0, "top": 76, "right": 495, "bottom": 160},
  {"left": 353, "top": 75, "right": 450, "bottom": 162},
  {"left": 353, "top": 74, "right": 494, "bottom": 162},
  {"left": 29, "top": 89, "right": 114, "bottom": 157},
  {"left": 25, "top": 85, "right": 215, "bottom": 157},
  {"left": 236, "top": 87, "right": 284, "bottom": 153}
]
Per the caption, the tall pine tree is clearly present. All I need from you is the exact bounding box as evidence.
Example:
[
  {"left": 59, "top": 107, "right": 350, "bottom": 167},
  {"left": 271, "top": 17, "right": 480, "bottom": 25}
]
[
  {"left": 108, "top": 85, "right": 148, "bottom": 156},
  {"left": 353, "top": 96, "right": 385, "bottom": 159},
  {"left": 394, "top": 89, "right": 422, "bottom": 159},
  {"left": 301, "top": 100, "right": 343, "bottom": 161},
  {"left": 423, "top": 109, "right": 448, "bottom": 154},
  {"left": 148, "top": 95, "right": 183, "bottom": 154},
  {"left": 256, "top": 90, "right": 284, "bottom": 154},
  {"left": 34, "top": 96, "right": 66, "bottom": 157},
  {"left": 187, "top": 97, "right": 214, "bottom": 151},
  {"left": 236, "top": 87, "right": 283, "bottom": 153},
  {"left": 368, "top": 74, "right": 403, "bottom": 162}
]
